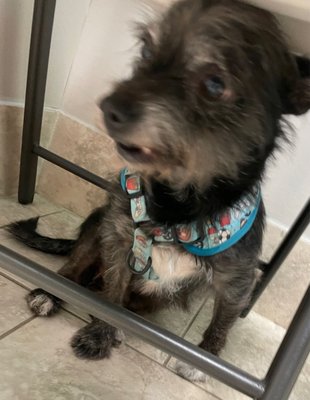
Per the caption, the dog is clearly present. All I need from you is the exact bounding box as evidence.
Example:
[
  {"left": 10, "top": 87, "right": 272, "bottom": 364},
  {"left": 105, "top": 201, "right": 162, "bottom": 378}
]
[{"left": 8, "top": 0, "right": 310, "bottom": 382}]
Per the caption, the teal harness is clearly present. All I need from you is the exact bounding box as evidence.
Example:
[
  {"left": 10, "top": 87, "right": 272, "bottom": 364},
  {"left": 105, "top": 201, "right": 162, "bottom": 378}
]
[{"left": 121, "top": 168, "right": 261, "bottom": 280}]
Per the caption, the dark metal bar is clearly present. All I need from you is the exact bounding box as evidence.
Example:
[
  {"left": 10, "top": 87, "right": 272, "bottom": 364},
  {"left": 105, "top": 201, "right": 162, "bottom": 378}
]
[
  {"left": 241, "top": 198, "right": 310, "bottom": 317},
  {"left": 0, "top": 244, "right": 265, "bottom": 399},
  {"left": 18, "top": 0, "right": 56, "bottom": 204},
  {"left": 33, "top": 145, "right": 115, "bottom": 192},
  {"left": 263, "top": 198, "right": 310, "bottom": 273},
  {"left": 260, "top": 286, "right": 310, "bottom": 400}
]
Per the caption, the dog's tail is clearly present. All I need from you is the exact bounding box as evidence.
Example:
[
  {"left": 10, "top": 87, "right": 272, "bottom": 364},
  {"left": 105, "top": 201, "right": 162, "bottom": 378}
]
[{"left": 6, "top": 217, "right": 76, "bottom": 255}]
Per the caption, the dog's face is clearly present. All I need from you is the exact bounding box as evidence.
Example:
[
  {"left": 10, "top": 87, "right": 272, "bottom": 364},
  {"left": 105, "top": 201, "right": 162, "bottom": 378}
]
[{"left": 101, "top": 0, "right": 309, "bottom": 191}]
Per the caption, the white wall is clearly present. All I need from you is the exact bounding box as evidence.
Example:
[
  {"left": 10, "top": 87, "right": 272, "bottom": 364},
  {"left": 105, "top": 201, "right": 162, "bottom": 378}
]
[
  {"left": 263, "top": 113, "right": 310, "bottom": 240},
  {"left": 0, "top": 0, "right": 91, "bottom": 108},
  {"left": 46, "top": 0, "right": 92, "bottom": 107},
  {"left": 248, "top": 0, "right": 310, "bottom": 23},
  {"left": 61, "top": 0, "right": 159, "bottom": 124},
  {"left": 0, "top": 0, "right": 33, "bottom": 103}
]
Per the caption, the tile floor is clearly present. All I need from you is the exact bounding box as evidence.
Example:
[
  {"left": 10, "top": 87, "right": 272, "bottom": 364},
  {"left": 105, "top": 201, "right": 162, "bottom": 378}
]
[{"left": 0, "top": 194, "right": 309, "bottom": 400}]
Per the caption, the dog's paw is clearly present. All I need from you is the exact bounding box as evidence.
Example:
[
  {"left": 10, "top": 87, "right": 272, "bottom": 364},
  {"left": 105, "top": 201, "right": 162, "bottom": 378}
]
[
  {"left": 112, "top": 328, "right": 126, "bottom": 347},
  {"left": 175, "top": 360, "right": 207, "bottom": 383},
  {"left": 26, "top": 288, "right": 62, "bottom": 316},
  {"left": 71, "top": 321, "right": 124, "bottom": 360}
]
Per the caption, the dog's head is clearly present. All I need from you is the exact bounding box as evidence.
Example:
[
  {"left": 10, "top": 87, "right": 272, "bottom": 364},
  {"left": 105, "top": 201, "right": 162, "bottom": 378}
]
[{"left": 100, "top": 0, "right": 310, "bottom": 192}]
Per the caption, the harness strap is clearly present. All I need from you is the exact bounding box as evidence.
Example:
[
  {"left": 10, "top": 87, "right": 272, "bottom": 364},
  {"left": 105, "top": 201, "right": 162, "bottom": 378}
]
[{"left": 120, "top": 168, "right": 261, "bottom": 281}]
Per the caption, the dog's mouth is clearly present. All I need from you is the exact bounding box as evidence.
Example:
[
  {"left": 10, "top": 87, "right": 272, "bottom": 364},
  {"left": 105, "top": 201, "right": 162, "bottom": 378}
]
[{"left": 116, "top": 142, "right": 157, "bottom": 163}]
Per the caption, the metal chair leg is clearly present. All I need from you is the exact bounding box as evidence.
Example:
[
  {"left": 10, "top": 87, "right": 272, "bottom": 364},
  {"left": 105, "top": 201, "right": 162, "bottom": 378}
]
[
  {"left": 259, "top": 285, "right": 310, "bottom": 400},
  {"left": 241, "top": 198, "right": 310, "bottom": 317},
  {"left": 18, "top": 0, "right": 56, "bottom": 204}
]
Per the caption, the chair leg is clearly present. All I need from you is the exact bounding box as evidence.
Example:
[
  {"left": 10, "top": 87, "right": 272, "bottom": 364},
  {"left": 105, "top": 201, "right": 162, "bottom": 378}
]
[
  {"left": 241, "top": 198, "right": 310, "bottom": 318},
  {"left": 18, "top": 0, "right": 56, "bottom": 204},
  {"left": 259, "top": 286, "right": 310, "bottom": 400}
]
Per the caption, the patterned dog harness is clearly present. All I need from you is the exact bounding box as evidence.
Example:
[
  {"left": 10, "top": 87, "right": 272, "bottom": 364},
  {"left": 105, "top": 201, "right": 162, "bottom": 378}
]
[{"left": 120, "top": 168, "right": 261, "bottom": 280}]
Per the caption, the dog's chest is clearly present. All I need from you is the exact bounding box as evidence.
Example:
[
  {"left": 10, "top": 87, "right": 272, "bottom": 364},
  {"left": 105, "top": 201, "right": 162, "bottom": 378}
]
[{"left": 140, "top": 245, "right": 204, "bottom": 294}]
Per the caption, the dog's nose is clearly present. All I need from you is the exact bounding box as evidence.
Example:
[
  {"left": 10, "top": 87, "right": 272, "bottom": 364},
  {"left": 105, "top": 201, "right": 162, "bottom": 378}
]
[{"left": 100, "top": 95, "right": 136, "bottom": 132}]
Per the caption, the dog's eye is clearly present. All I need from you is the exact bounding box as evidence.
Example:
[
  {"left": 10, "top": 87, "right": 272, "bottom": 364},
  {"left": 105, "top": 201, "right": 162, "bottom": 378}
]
[
  {"left": 141, "top": 42, "right": 153, "bottom": 60},
  {"left": 203, "top": 76, "right": 225, "bottom": 98}
]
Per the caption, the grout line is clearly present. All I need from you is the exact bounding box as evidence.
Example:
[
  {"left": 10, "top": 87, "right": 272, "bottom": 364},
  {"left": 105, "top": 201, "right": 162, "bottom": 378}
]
[
  {"left": 192, "top": 377, "right": 231, "bottom": 400},
  {"left": 0, "top": 316, "right": 37, "bottom": 340},
  {"left": 0, "top": 271, "right": 213, "bottom": 368},
  {"left": 0, "top": 271, "right": 32, "bottom": 291},
  {"left": 125, "top": 343, "right": 167, "bottom": 367},
  {"left": 0, "top": 269, "right": 90, "bottom": 324},
  {"left": 0, "top": 100, "right": 25, "bottom": 108},
  {"left": 0, "top": 270, "right": 90, "bottom": 326},
  {"left": 0, "top": 269, "right": 91, "bottom": 326},
  {"left": 163, "top": 356, "right": 171, "bottom": 367},
  {"left": 267, "top": 216, "right": 310, "bottom": 244},
  {"left": 162, "top": 347, "right": 228, "bottom": 400},
  {"left": 126, "top": 344, "right": 223, "bottom": 400},
  {"left": 32, "top": 194, "right": 84, "bottom": 220},
  {"left": 0, "top": 311, "right": 222, "bottom": 400},
  {"left": 39, "top": 209, "right": 69, "bottom": 219},
  {"left": 180, "top": 293, "right": 214, "bottom": 338},
  {"left": 200, "top": 390, "right": 223, "bottom": 400},
  {"left": 162, "top": 294, "right": 214, "bottom": 368},
  {"left": 61, "top": 307, "right": 90, "bottom": 323}
]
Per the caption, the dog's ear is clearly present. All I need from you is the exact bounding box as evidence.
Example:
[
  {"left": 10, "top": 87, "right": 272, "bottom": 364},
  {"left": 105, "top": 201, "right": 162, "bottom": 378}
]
[{"left": 282, "top": 55, "right": 310, "bottom": 115}]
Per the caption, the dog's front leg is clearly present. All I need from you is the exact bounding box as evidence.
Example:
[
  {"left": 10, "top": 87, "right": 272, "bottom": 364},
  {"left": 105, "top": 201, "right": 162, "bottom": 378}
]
[
  {"left": 176, "top": 269, "right": 255, "bottom": 382},
  {"left": 71, "top": 259, "right": 132, "bottom": 360},
  {"left": 26, "top": 219, "right": 101, "bottom": 316}
]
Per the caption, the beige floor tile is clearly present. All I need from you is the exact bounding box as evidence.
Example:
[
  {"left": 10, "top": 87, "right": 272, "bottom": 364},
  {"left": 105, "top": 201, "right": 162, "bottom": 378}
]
[
  {"left": 0, "top": 210, "right": 89, "bottom": 320},
  {"left": 0, "top": 228, "right": 66, "bottom": 286},
  {"left": 256, "top": 224, "right": 310, "bottom": 328},
  {"left": 0, "top": 194, "right": 62, "bottom": 227},
  {"left": 0, "top": 274, "right": 33, "bottom": 336},
  {"left": 127, "top": 291, "right": 208, "bottom": 364},
  {"left": 0, "top": 310, "right": 217, "bottom": 400},
  {"left": 261, "top": 223, "right": 286, "bottom": 262},
  {"left": 168, "top": 298, "right": 310, "bottom": 400},
  {"left": 35, "top": 209, "right": 83, "bottom": 239},
  {"left": 0, "top": 206, "right": 104, "bottom": 324},
  {"left": 0, "top": 236, "right": 89, "bottom": 324}
]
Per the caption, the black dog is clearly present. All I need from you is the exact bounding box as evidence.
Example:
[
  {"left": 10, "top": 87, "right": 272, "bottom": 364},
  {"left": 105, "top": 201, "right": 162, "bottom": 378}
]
[{"left": 8, "top": 0, "right": 310, "bottom": 382}]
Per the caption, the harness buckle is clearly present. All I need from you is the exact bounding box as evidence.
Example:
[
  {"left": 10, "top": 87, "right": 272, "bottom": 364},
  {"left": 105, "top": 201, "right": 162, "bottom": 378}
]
[{"left": 126, "top": 249, "right": 153, "bottom": 275}]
